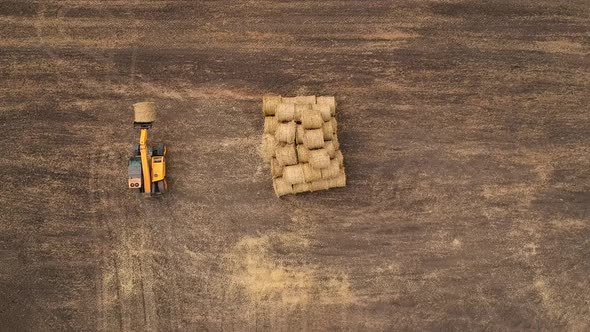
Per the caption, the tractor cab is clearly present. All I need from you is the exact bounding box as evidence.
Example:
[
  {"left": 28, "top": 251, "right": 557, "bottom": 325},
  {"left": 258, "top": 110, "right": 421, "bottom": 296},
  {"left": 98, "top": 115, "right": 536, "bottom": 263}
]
[{"left": 128, "top": 157, "right": 142, "bottom": 189}]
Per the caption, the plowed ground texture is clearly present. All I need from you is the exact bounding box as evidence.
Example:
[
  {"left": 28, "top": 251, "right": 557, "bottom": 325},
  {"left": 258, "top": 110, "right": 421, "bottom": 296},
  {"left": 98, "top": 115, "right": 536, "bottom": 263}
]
[{"left": 1, "top": 1, "right": 589, "bottom": 331}]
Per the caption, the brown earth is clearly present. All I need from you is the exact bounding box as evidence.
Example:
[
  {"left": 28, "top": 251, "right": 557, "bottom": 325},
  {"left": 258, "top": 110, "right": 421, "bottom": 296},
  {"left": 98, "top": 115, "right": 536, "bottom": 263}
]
[{"left": 1, "top": 1, "right": 589, "bottom": 331}]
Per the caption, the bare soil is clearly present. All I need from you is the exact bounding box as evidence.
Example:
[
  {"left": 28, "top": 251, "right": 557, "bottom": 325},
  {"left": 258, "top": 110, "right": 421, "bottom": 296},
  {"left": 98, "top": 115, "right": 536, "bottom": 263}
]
[{"left": 1, "top": 1, "right": 589, "bottom": 331}]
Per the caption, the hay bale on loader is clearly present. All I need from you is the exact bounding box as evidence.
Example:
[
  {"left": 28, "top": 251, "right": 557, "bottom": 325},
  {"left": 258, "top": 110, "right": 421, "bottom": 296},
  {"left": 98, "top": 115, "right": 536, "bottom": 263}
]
[
  {"left": 133, "top": 102, "right": 156, "bottom": 123},
  {"left": 262, "top": 95, "right": 346, "bottom": 197}
]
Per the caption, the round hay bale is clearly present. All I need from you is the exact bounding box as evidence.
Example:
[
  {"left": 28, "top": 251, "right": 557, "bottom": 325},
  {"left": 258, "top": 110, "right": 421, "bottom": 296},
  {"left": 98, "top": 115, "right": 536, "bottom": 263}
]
[
  {"left": 301, "top": 108, "right": 323, "bottom": 129},
  {"left": 302, "top": 163, "right": 322, "bottom": 182},
  {"left": 260, "top": 134, "right": 276, "bottom": 162},
  {"left": 303, "top": 129, "right": 324, "bottom": 149},
  {"left": 324, "top": 141, "right": 336, "bottom": 158},
  {"left": 322, "top": 121, "right": 333, "bottom": 141},
  {"left": 133, "top": 102, "right": 156, "bottom": 123},
  {"left": 296, "top": 144, "right": 310, "bottom": 163},
  {"left": 275, "top": 144, "right": 298, "bottom": 166},
  {"left": 331, "top": 117, "right": 338, "bottom": 134},
  {"left": 276, "top": 103, "right": 295, "bottom": 122},
  {"left": 331, "top": 134, "right": 340, "bottom": 150},
  {"left": 309, "top": 148, "right": 330, "bottom": 169},
  {"left": 321, "top": 158, "right": 341, "bottom": 179},
  {"left": 317, "top": 96, "right": 336, "bottom": 115},
  {"left": 264, "top": 116, "right": 278, "bottom": 134},
  {"left": 313, "top": 104, "right": 332, "bottom": 122},
  {"left": 294, "top": 95, "right": 316, "bottom": 104},
  {"left": 283, "top": 164, "right": 306, "bottom": 185},
  {"left": 294, "top": 104, "right": 311, "bottom": 122},
  {"left": 262, "top": 96, "right": 281, "bottom": 116},
  {"left": 335, "top": 150, "right": 344, "bottom": 166},
  {"left": 281, "top": 96, "right": 296, "bottom": 104},
  {"left": 275, "top": 122, "right": 297, "bottom": 144},
  {"left": 293, "top": 183, "right": 311, "bottom": 194},
  {"left": 296, "top": 124, "right": 305, "bottom": 144},
  {"left": 273, "top": 177, "right": 293, "bottom": 197},
  {"left": 271, "top": 158, "right": 283, "bottom": 178},
  {"left": 310, "top": 179, "right": 330, "bottom": 192},
  {"left": 327, "top": 172, "right": 346, "bottom": 188}
]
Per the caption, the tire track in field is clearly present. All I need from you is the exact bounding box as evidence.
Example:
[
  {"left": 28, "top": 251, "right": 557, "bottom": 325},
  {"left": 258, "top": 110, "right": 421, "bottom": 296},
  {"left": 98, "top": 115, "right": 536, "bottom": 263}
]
[
  {"left": 140, "top": 195, "right": 184, "bottom": 331},
  {"left": 55, "top": 0, "right": 161, "bottom": 325},
  {"left": 93, "top": 144, "right": 184, "bottom": 331},
  {"left": 89, "top": 144, "right": 158, "bottom": 332},
  {"left": 88, "top": 146, "right": 123, "bottom": 332}
]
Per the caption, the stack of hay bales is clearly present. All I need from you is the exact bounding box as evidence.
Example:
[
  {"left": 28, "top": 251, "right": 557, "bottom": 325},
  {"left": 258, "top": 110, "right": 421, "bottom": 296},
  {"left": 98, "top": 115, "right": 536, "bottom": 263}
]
[{"left": 262, "top": 95, "right": 346, "bottom": 197}]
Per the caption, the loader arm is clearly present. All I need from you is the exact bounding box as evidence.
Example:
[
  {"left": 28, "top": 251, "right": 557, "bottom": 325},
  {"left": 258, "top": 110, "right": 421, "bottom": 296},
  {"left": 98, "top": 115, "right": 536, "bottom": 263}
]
[{"left": 139, "top": 128, "right": 152, "bottom": 194}]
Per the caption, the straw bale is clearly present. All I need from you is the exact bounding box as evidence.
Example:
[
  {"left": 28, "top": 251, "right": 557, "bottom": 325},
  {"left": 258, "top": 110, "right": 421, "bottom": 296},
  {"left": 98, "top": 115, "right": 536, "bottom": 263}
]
[
  {"left": 296, "top": 144, "right": 310, "bottom": 163},
  {"left": 275, "top": 144, "right": 298, "bottom": 166},
  {"left": 293, "top": 183, "right": 311, "bottom": 194},
  {"left": 296, "top": 124, "right": 305, "bottom": 144},
  {"left": 303, "top": 129, "right": 324, "bottom": 149},
  {"left": 322, "top": 121, "right": 333, "bottom": 140},
  {"left": 301, "top": 108, "right": 323, "bottom": 129},
  {"left": 324, "top": 141, "right": 336, "bottom": 158},
  {"left": 283, "top": 164, "right": 306, "bottom": 185},
  {"left": 316, "top": 96, "right": 336, "bottom": 115},
  {"left": 273, "top": 177, "right": 293, "bottom": 197},
  {"left": 275, "top": 121, "right": 296, "bottom": 144},
  {"left": 321, "top": 158, "right": 341, "bottom": 179},
  {"left": 331, "top": 134, "right": 340, "bottom": 150},
  {"left": 335, "top": 150, "right": 344, "bottom": 166},
  {"left": 262, "top": 95, "right": 281, "bottom": 115},
  {"left": 264, "top": 116, "right": 278, "bottom": 134},
  {"left": 327, "top": 171, "right": 346, "bottom": 188},
  {"left": 133, "top": 102, "right": 156, "bottom": 123},
  {"left": 294, "top": 104, "right": 311, "bottom": 122},
  {"left": 310, "top": 180, "right": 330, "bottom": 192},
  {"left": 276, "top": 103, "right": 295, "bottom": 122},
  {"left": 271, "top": 157, "right": 283, "bottom": 178},
  {"left": 261, "top": 134, "right": 276, "bottom": 162},
  {"left": 302, "top": 163, "right": 322, "bottom": 182},
  {"left": 313, "top": 103, "right": 332, "bottom": 122},
  {"left": 309, "top": 148, "right": 330, "bottom": 169}
]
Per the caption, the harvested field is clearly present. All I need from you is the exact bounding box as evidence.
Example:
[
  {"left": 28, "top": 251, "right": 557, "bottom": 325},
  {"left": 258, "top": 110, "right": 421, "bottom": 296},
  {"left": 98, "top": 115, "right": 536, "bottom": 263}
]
[{"left": 1, "top": 0, "right": 589, "bottom": 331}]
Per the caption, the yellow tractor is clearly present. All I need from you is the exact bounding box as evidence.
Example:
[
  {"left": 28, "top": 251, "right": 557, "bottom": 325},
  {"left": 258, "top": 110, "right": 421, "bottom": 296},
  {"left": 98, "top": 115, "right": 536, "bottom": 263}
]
[{"left": 128, "top": 102, "right": 168, "bottom": 196}]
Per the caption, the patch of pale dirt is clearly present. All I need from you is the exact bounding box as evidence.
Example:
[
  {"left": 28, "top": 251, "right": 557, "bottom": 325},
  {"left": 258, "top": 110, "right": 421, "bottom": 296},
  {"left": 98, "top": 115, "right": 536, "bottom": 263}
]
[
  {"left": 534, "top": 40, "right": 588, "bottom": 55},
  {"left": 548, "top": 218, "right": 589, "bottom": 231},
  {"left": 463, "top": 38, "right": 589, "bottom": 55},
  {"left": 226, "top": 234, "right": 355, "bottom": 309},
  {"left": 534, "top": 278, "right": 590, "bottom": 330},
  {"left": 362, "top": 31, "right": 420, "bottom": 40},
  {"left": 184, "top": 86, "right": 259, "bottom": 101}
]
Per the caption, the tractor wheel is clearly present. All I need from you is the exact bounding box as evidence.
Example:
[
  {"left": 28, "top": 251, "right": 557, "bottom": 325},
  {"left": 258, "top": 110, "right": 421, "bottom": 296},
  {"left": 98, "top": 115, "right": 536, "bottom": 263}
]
[
  {"left": 157, "top": 180, "right": 167, "bottom": 194},
  {"left": 155, "top": 143, "right": 166, "bottom": 156}
]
